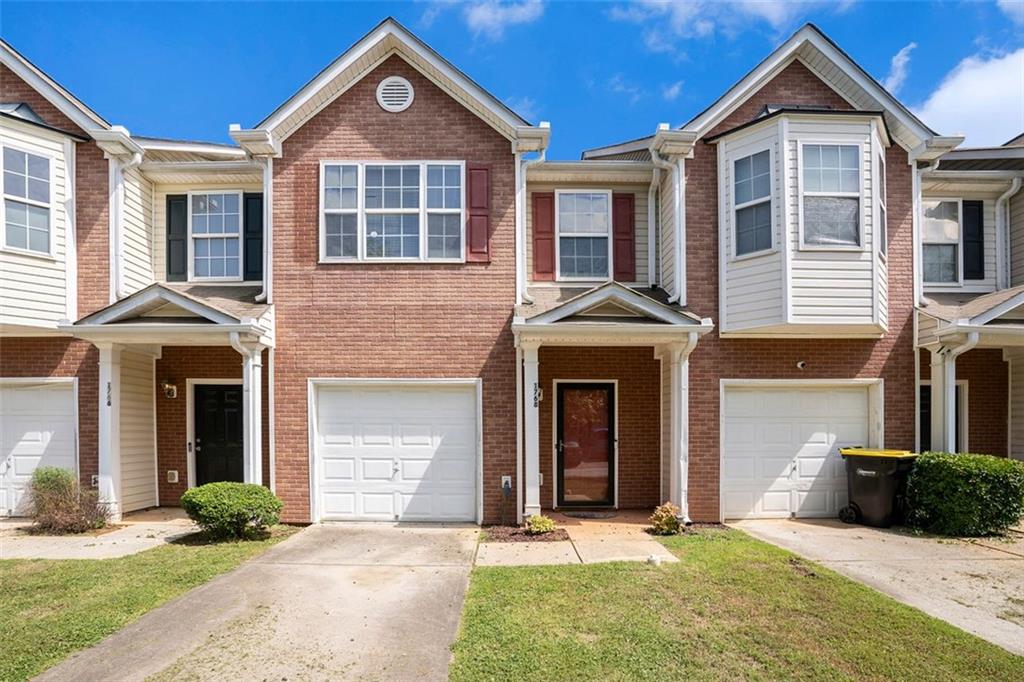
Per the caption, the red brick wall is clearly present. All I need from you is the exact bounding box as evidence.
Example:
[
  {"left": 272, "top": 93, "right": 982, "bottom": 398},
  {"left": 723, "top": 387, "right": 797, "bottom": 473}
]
[
  {"left": 0, "top": 338, "right": 99, "bottom": 488},
  {"left": 685, "top": 61, "right": 916, "bottom": 521},
  {"left": 271, "top": 55, "right": 516, "bottom": 523},
  {"left": 918, "top": 348, "right": 1008, "bottom": 456},
  {"left": 538, "top": 346, "right": 661, "bottom": 510},
  {"left": 155, "top": 347, "right": 271, "bottom": 504}
]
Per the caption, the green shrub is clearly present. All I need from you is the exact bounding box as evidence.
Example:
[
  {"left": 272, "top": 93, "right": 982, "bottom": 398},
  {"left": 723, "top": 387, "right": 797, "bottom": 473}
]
[
  {"left": 29, "top": 466, "right": 107, "bottom": 534},
  {"left": 649, "top": 502, "right": 681, "bottom": 535},
  {"left": 180, "top": 482, "right": 283, "bottom": 539},
  {"left": 906, "top": 452, "right": 1024, "bottom": 536},
  {"left": 524, "top": 514, "right": 557, "bottom": 535}
]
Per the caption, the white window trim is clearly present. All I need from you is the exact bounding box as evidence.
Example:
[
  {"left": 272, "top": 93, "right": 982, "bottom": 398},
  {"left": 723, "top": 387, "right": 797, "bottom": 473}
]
[
  {"left": 0, "top": 141, "right": 57, "bottom": 259},
  {"left": 318, "top": 160, "right": 466, "bottom": 264},
  {"left": 554, "top": 188, "right": 614, "bottom": 282},
  {"left": 921, "top": 197, "right": 964, "bottom": 286},
  {"left": 186, "top": 190, "right": 245, "bottom": 283},
  {"left": 877, "top": 150, "right": 887, "bottom": 261},
  {"left": 797, "top": 140, "right": 866, "bottom": 252},
  {"left": 730, "top": 145, "right": 776, "bottom": 262}
]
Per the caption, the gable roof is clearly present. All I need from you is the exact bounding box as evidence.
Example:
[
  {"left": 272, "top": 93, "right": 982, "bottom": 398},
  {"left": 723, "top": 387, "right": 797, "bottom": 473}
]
[
  {"left": 0, "top": 39, "right": 109, "bottom": 133},
  {"left": 74, "top": 283, "right": 268, "bottom": 326},
  {"left": 522, "top": 282, "right": 707, "bottom": 326},
  {"left": 242, "top": 17, "right": 541, "bottom": 148}
]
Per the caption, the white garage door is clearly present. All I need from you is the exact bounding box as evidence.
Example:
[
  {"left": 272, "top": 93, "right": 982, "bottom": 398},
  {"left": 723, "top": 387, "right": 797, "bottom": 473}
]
[
  {"left": 722, "top": 385, "right": 869, "bottom": 520},
  {"left": 1, "top": 381, "right": 77, "bottom": 516},
  {"left": 313, "top": 383, "right": 478, "bottom": 522}
]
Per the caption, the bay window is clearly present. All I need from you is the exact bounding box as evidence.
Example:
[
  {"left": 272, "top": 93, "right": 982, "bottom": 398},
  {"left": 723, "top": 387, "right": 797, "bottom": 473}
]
[
  {"left": 922, "top": 200, "right": 960, "bottom": 284},
  {"left": 2, "top": 146, "right": 51, "bottom": 255},
  {"left": 801, "top": 143, "right": 861, "bottom": 247},
  {"left": 733, "top": 149, "right": 772, "bottom": 257},
  {"left": 556, "top": 191, "right": 611, "bottom": 279},
  {"left": 320, "top": 161, "right": 464, "bottom": 262},
  {"left": 189, "top": 192, "right": 242, "bottom": 280},
  {"left": 877, "top": 152, "right": 887, "bottom": 257}
]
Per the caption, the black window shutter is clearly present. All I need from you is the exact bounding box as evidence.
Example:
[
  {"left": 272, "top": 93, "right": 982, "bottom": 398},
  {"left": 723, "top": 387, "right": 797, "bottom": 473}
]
[
  {"left": 963, "top": 200, "right": 984, "bottom": 280},
  {"left": 166, "top": 194, "right": 188, "bottom": 281},
  {"left": 243, "top": 193, "right": 264, "bottom": 282}
]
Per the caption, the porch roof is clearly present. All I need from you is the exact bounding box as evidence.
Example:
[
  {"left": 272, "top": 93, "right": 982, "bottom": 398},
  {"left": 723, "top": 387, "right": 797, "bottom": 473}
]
[{"left": 918, "top": 286, "right": 1024, "bottom": 348}]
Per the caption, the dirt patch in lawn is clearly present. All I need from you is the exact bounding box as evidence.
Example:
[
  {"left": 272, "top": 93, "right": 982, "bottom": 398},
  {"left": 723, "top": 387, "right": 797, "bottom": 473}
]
[{"left": 483, "top": 526, "right": 571, "bottom": 543}]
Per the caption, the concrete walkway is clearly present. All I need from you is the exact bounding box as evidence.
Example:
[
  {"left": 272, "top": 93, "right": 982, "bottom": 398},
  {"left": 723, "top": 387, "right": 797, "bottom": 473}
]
[
  {"left": 37, "top": 524, "right": 479, "bottom": 682},
  {"left": 733, "top": 519, "right": 1024, "bottom": 656},
  {"left": 476, "top": 511, "right": 678, "bottom": 566}
]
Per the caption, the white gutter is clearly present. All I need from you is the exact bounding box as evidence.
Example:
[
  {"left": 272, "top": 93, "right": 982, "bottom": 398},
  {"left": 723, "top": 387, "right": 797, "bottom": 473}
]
[
  {"left": 996, "top": 178, "right": 1022, "bottom": 289},
  {"left": 256, "top": 156, "right": 273, "bottom": 303},
  {"left": 517, "top": 146, "right": 546, "bottom": 305},
  {"left": 647, "top": 168, "right": 660, "bottom": 287},
  {"left": 650, "top": 148, "right": 683, "bottom": 303}
]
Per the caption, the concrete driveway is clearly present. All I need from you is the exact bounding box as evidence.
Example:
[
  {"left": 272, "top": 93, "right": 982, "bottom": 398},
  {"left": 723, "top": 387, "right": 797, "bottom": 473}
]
[
  {"left": 733, "top": 519, "right": 1024, "bottom": 656},
  {"left": 38, "top": 524, "right": 479, "bottom": 682}
]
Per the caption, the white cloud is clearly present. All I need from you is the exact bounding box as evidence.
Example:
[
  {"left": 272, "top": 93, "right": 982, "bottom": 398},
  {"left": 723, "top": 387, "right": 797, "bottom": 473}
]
[
  {"left": 997, "top": 0, "right": 1024, "bottom": 25},
  {"left": 608, "top": 74, "right": 645, "bottom": 105},
  {"left": 882, "top": 42, "right": 917, "bottom": 94},
  {"left": 662, "top": 80, "right": 684, "bottom": 101},
  {"left": 463, "top": 0, "right": 545, "bottom": 40},
  {"left": 914, "top": 48, "right": 1024, "bottom": 146},
  {"left": 504, "top": 95, "right": 538, "bottom": 121}
]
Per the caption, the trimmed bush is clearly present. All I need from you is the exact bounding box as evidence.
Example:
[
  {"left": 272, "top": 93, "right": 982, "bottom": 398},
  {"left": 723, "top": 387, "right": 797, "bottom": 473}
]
[
  {"left": 649, "top": 502, "right": 681, "bottom": 535},
  {"left": 525, "top": 514, "right": 557, "bottom": 535},
  {"left": 906, "top": 452, "right": 1024, "bottom": 536},
  {"left": 180, "top": 482, "right": 283, "bottom": 539},
  {"left": 29, "top": 466, "right": 107, "bottom": 534}
]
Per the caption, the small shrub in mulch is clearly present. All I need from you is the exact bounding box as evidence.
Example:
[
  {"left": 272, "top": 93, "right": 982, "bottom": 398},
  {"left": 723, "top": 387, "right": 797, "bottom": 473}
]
[
  {"left": 180, "top": 482, "right": 283, "bottom": 540},
  {"left": 648, "top": 502, "right": 681, "bottom": 535},
  {"left": 482, "top": 525, "right": 571, "bottom": 542}
]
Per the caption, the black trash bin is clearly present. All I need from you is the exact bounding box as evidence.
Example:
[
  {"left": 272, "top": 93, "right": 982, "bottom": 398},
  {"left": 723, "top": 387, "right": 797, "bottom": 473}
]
[{"left": 837, "top": 448, "right": 917, "bottom": 528}]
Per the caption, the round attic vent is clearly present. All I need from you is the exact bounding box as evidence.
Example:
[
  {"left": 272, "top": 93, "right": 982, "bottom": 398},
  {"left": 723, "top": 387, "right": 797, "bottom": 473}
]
[{"left": 376, "top": 76, "right": 414, "bottom": 113}]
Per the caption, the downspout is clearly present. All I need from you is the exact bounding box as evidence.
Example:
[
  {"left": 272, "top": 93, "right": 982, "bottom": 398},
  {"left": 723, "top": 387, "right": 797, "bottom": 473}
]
[
  {"left": 515, "top": 343, "right": 523, "bottom": 524},
  {"left": 650, "top": 149, "right": 682, "bottom": 302},
  {"left": 647, "top": 167, "right": 660, "bottom": 287},
  {"left": 996, "top": 178, "right": 1022, "bottom": 289},
  {"left": 676, "top": 330, "right": 699, "bottom": 525},
  {"left": 256, "top": 156, "right": 273, "bottom": 303},
  {"left": 517, "top": 149, "right": 546, "bottom": 305},
  {"left": 942, "top": 331, "right": 979, "bottom": 450}
]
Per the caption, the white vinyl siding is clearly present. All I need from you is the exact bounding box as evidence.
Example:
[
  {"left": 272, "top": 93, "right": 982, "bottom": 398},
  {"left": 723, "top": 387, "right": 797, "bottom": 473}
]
[
  {"left": 0, "top": 120, "right": 69, "bottom": 330},
  {"left": 921, "top": 194, "right": 998, "bottom": 294},
  {"left": 121, "top": 165, "right": 155, "bottom": 294},
  {"left": 659, "top": 171, "right": 675, "bottom": 295},
  {"left": 119, "top": 351, "right": 157, "bottom": 512}
]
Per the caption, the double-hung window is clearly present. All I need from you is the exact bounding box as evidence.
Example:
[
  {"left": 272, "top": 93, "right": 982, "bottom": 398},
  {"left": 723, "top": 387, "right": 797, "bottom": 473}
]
[
  {"left": 556, "top": 191, "right": 611, "bottom": 279},
  {"left": 733, "top": 149, "right": 772, "bottom": 257},
  {"left": 922, "top": 199, "right": 960, "bottom": 284},
  {"left": 320, "top": 161, "right": 464, "bottom": 262},
  {"left": 801, "top": 143, "right": 861, "bottom": 247},
  {"left": 189, "top": 191, "right": 242, "bottom": 280},
  {"left": 2, "top": 146, "right": 51, "bottom": 255}
]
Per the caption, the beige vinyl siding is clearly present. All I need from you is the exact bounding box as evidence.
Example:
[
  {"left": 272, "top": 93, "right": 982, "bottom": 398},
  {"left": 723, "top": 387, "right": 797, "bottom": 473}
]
[
  {"left": 121, "top": 165, "right": 155, "bottom": 293},
  {"left": 922, "top": 195, "right": 998, "bottom": 294},
  {"left": 788, "top": 121, "right": 876, "bottom": 325},
  {"left": 720, "top": 124, "right": 784, "bottom": 331},
  {"left": 916, "top": 311, "right": 940, "bottom": 346},
  {"left": 153, "top": 182, "right": 261, "bottom": 282},
  {"left": 525, "top": 182, "right": 649, "bottom": 285},
  {"left": 0, "top": 120, "right": 69, "bottom": 329},
  {"left": 1009, "top": 193, "right": 1024, "bottom": 287},
  {"left": 119, "top": 350, "right": 157, "bottom": 512},
  {"left": 659, "top": 171, "right": 675, "bottom": 295}
]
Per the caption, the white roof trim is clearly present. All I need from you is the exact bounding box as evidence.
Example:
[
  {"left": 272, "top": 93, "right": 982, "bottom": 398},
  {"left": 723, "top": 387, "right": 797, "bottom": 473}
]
[
  {"left": 526, "top": 282, "right": 710, "bottom": 327},
  {"left": 136, "top": 138, "right": 247, "bottom": 158},
  {"left": 971, "top": 290, "right": 1024, "bottom": 326},
  {"left": 75, "top": 285, "right": 239, "bottom": 326},
  {"left": 0, "top": 39, "right": 108, "bottom": 132}
]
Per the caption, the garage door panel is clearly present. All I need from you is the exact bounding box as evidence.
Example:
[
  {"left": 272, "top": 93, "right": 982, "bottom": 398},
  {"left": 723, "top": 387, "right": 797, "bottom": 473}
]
[{"left": 322, "top": 458, "right": 355, "bottom": 481}]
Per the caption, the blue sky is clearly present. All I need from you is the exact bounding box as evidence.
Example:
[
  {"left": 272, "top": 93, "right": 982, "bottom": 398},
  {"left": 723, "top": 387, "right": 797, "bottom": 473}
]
[{"left": 3, "top": 1, "right": 1022, "bottom": 158}]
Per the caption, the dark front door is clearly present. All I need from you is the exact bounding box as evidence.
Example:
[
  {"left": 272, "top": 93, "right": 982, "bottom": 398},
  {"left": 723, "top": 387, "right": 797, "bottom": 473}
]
[
  {"left": 194, "top": 384, "right": 243, "bottom": 486},
  {"left": 557, "top": 383, "right": 615, "bottom": 507}
]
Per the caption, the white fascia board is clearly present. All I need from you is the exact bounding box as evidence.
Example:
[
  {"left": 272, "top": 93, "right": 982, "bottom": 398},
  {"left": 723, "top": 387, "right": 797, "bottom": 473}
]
[
  {"left": 527, "top": 283, "right": 700, "bottom": 326},
  {"left": 970, "top": 292, "right": 1024, "bottom": 326},
  {"left": 229, "top": 127, "right": 280, "bottom": 157},
  {"left": 76, "top": 286, "right": 239, "bottom": 326},
  {"left": 651, "top": 129, "right": 697, "bottom": 158},
  {"left": 137, "top": 139, "right": 247, "bottom": 158},
  {"left": 0, "top": 40, "right": 108, "bottom": 132},
  {"left": 91, "top": 126, "right": 145, "bottom": 158}
]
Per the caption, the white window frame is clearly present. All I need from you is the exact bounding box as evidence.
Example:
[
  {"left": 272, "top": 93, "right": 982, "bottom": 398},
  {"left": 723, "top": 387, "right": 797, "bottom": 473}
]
[
  {"left": 797, "top": 140, "right": 865, "bottom": 251},
  {"left": 186, "top": 189, "right": 245, "bottom": 283},
  {"left": 921, "top": 197, "right": 963, "bottom": 286},
  {"left": 554, "top": 188, "right": 614, "bottom": 282},
  {"left": 0, "top": 142, "right": 56, "bottom": 259},
  {"left": 877, "top": 151, "right": 887, "bottom": 260},
  {"left": 318, "top": 160, "right": 466, "bottom": 264},
  {"left": 730, "top": 145, "right": 775, "bottom": 261}
]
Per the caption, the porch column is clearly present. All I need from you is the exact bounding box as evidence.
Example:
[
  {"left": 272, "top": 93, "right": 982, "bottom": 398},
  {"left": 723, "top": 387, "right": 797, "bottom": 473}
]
[
  {"left": 96, "top": 343, "right": 122, "bottom": 521},
  {"left": 928, "top": 349, "right": 948, "bottom": 452},
  {"left": 522, "top": 341, "right": 542, "bottom": 518},
  {"left": 668, "top": 334, "right": 698, "bottom": 523},
  {"left": 231, "top": 334, "right": 265, "bottom": 486}
]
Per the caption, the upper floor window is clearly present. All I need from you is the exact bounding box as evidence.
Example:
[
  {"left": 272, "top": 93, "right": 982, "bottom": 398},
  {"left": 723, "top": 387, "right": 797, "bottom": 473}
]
[
  {"left": 190, "top": 192, "right": 241, "bottom": 280},
  {"left": 801, "top": 144, "right": 860, "bottom": 248},
  {"left": 557, "top": 191, "right": 610, "bottom": 279},
  {"left": 877, "top": 153, "right": 887, "bottom": 257},
  {"left": 734, "top": 150, "right": 771, "bottom": 257},
  {"left": 2, "top": 146, "right": 50, "bottom": 255},
  {"left": 922, "top": 200, "right": 960, "bottom": 283},
  {"left": 320, "top": 161, "right": 464, "bottom": 262}
]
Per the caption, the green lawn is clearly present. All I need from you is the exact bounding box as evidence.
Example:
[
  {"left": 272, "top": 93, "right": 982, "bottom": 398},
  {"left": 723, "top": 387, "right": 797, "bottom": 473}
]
[
  {"left": 0, "top": 526, "right": 297, "bottom": 681},
  {"left": 450, "top": 528, "right": 1024, "bottom": 681}
]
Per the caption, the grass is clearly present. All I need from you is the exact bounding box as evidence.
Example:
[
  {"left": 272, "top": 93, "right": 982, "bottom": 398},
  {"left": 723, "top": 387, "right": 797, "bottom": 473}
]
[
  {"left": 0, "top": 526, "right": 297, "bottom": 681},
  {"left": 450, "top": 528, "right": 1024, "bottom": 681}
]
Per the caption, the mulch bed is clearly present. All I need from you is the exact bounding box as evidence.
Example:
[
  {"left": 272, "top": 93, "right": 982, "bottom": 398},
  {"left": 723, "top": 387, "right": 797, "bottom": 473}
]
[{"left": 483, "top": 525, "right": 571, "bottom": 543}]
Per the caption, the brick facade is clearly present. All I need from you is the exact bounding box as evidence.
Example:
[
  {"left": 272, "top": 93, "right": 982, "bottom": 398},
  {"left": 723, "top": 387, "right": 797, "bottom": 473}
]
[
  {"left": 684, "top": 61, "right": 917, "bottom": 521},
  {"left": 537, "top": 346, "right": 661, "bottom": 511},
  {"left": 271, "top": 55, "right": 517, "bottom": 523}
]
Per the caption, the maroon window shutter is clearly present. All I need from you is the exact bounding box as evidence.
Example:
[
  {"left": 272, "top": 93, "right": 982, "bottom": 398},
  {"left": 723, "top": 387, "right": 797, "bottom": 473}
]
[
  {"left": 612, "top": 192, "right": 636, "bottom": 282},
  {"left": 465, "top": 163, "right": 491, "bottom": 263},
  {"left": 532, "top": 192, "right": 555, "bottom": 281}
]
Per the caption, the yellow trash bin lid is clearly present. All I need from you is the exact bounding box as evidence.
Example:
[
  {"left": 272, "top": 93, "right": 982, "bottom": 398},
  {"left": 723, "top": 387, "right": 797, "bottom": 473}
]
[{"left": 839, "top": 447, "right": 916, "bottom": 458}]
